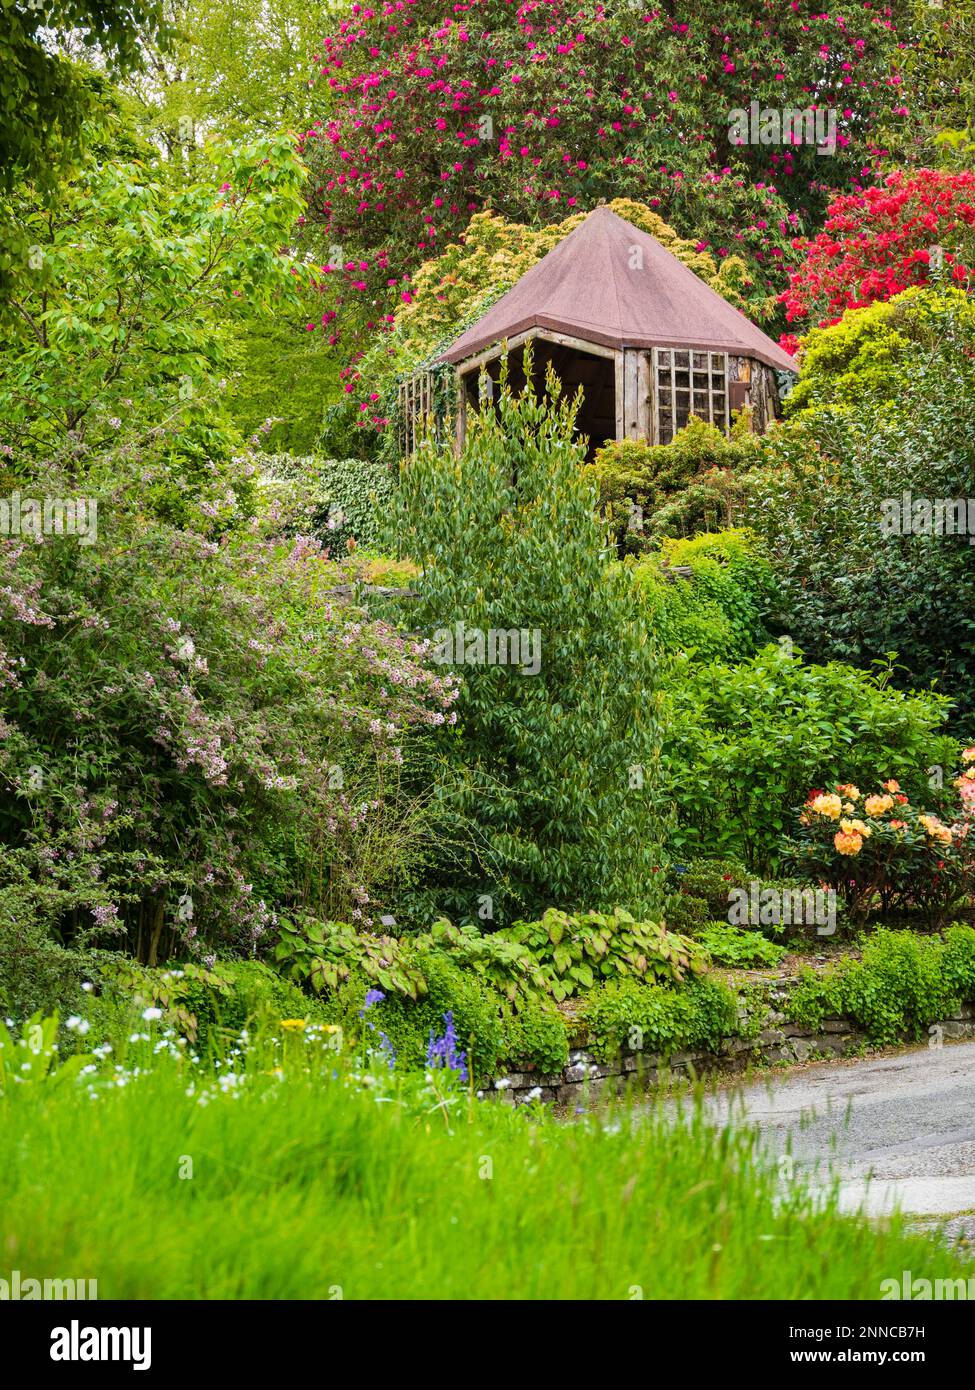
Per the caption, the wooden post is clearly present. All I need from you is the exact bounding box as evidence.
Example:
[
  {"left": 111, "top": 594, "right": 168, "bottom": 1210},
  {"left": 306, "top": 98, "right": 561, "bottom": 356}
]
[
  {"left": 614, "top": 350, "right": 625, "bottom": 441},
  {"left": 650, "top": 347, "right": 660, "bottom": 444},
  {"left": 455, "top": 371, "right": 467, "bottom": 453},
  {"left": 637, "top": 350, "right": 652, "bottom": 441},
  {"left": 622, "top": 349, "right": 640, "bottom": 439}
]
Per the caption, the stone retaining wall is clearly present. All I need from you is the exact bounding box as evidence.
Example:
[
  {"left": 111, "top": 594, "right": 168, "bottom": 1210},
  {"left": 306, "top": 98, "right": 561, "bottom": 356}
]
[{"left": 482, "top": 999, "right": 975, "bottom": 1109}]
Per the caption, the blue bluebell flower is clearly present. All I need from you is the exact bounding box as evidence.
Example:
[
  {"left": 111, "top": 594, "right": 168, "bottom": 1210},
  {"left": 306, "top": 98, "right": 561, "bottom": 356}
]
[
  {"left": 359, "top": 988, "right": 386, "bottom": 1017},
  {"left": 426, "top": 1010, "right": 468, "bottom": 1081}
]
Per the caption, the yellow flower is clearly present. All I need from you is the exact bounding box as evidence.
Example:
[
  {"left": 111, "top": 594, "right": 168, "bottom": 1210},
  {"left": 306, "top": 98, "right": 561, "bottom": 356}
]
[
  {"left": 834, "top": 830, "right": 863, "bottom": 856},
  {"left": 836, "top": 783, "right": 861, "bottom": 800},
  {"left": 811, "top": 793, "right": 842, "bottom": 820},
  {"left": 280, "top": 1019, "right": 307, "bottom": 1031},
  {"left": 841, "top": 818, "right": 871, "bottom": 838},
  {"left": 843, "top": 801, "right": 856, "bottom": 814},
  {"left": 963, "top": 747, "right": 975, "bottom": 764},
  {"left": 918, "top": 815, "right": 953, "bottom": 845},
  {"left": 864, "top": 794, "right": 894, "bottom": 816},
  {"left": 881, "top": 778, "right": 901, "bottom": 792}
]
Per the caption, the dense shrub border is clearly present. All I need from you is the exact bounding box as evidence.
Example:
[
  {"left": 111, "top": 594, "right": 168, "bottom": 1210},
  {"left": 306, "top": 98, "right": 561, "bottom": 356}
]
[
  {"left": 255, "top": 453, "right": 394, "bottom": 553},
  {"left": 663, "top": 645, "right": 958, "bottom": 872},
  {"left": 596, "top": 420, "right": 765, "bottom": 552},
  {"left": 38, "top": 924, "right": 975, "bottom": 1103},
  {"left": 629, "top": 529, "right": 778, "bottom": 665},
  {"left": 0, "top": 499, "right": 458, "bottom": 969}
]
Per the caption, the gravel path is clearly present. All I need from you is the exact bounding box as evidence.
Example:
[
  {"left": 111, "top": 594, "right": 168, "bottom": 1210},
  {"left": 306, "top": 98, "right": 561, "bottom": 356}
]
[{"left": 703, "top": 1040, "right": 975, "bottom": 1225}]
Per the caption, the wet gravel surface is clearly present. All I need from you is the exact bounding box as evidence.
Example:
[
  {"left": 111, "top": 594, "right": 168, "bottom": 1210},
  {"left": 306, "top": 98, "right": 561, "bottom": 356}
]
[{"left": 703, "top": 1040, "right": 975, "bottom": 1223}]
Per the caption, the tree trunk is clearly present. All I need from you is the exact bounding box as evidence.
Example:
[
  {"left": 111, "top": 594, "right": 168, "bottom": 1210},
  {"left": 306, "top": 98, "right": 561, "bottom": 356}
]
[{"left": 146, "top": 895, "right": 166, "bottom": 967}]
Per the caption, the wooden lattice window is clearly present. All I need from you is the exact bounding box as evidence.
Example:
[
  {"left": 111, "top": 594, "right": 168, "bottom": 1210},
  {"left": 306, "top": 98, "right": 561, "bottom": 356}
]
[
  {"left": 652, "top": 349, "right": 728, "bottom": 445},
  {"left": 398, "top": 370, "right": 436, "bottom": 456}
]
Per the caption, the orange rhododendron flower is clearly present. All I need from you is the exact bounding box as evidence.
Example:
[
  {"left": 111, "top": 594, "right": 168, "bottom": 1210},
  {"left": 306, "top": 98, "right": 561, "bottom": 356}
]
[
  {"left": 841, "top": 817, "right": 871, "bottom": 837},
  {"left": 918, "top": 814, "right": 953, "bottom": 845}
]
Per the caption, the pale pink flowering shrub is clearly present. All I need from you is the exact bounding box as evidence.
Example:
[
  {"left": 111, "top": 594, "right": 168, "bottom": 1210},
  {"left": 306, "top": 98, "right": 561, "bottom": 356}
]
[{"left": 0, "top": 499, "right": 458, "bottom": 966}]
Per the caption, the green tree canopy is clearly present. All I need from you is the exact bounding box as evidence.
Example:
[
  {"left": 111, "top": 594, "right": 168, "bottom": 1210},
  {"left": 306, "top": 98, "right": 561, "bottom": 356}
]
[{"left": 0, "top": 0, "right": 171, "bottom": 187}]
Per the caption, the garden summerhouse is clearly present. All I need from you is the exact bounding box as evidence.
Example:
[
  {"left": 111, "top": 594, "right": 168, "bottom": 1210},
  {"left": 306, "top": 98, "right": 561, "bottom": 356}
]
[{"left": 403, "top": 205, "right": 797, "bottom": 458}]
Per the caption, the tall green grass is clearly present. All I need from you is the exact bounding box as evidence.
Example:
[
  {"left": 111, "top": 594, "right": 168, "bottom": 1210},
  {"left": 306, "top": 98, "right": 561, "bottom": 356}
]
[{"left": 0, "top": 1031, "right": 970, "bottom": 1300}]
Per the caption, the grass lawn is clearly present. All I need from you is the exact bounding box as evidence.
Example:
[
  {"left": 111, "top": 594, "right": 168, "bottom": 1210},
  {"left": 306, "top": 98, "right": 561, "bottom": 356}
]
[{"left": 0, "top": 1029, "right": 970, "bottom": 1300}]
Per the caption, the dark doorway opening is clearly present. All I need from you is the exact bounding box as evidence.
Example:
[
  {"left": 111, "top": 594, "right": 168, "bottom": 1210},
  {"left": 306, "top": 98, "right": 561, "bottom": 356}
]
[{"left": 461, "top": 338, "right": 616, "bottom": 460}]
